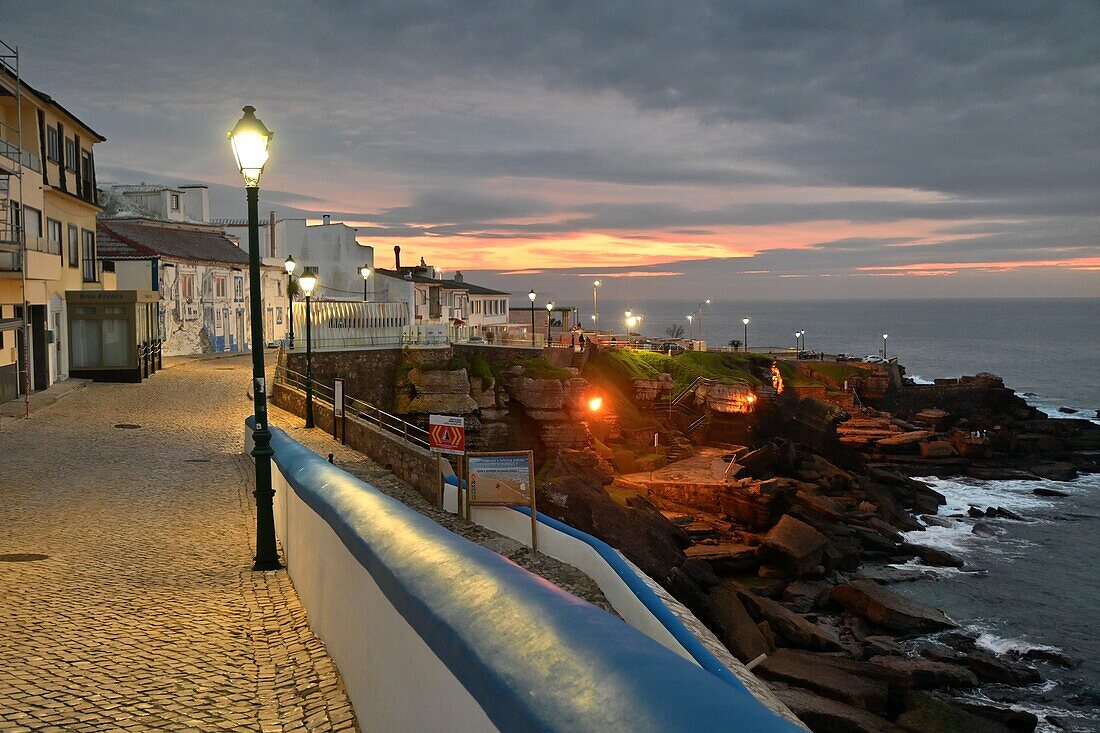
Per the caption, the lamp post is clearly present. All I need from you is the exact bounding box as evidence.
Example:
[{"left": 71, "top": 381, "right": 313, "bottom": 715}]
[
  {"left": 743, "top": 317, "right": 749, "bottom": 352},
  {"left": 229, "top": 104, "right": 279, "bottom": 571},
  {"left": 284, "top": 255, "right": 296, "bottom": 350},
  {"left": 686, "top": 314, "right": 693, "bottom": 340},
  {"left": 799, "top": 329, "right": 806, "bottom": 351},
  {"left": 365, "top": 263, "right": 378, "bottom": 299},
  {"left": 696, "top": 299, "right": 710, "bottom": 340},
  {"left": 794, "top": 332, "right": 800, "bottom": 353},
  {"left": 528, "top": 289, "right": 536, "bottom": 346},
  {"left": 546, "top": 301, "right": 554, "bottom": 342},
  {"left": 882, "top": 333, "right": 889, "bottom": 359},
  {"left": 299, "top": 267, "right": 318, "bottom": 427},
  {"left": 592, "top": 280, "right": 600, "bottom": 331}
]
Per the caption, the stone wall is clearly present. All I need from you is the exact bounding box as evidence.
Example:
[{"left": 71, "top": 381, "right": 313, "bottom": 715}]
[
  {"left": 272, "top": 381, "right": 438, "bottom": 502},
  {"left": 285, "top": 347, "right": 450, "bottom": 411}
]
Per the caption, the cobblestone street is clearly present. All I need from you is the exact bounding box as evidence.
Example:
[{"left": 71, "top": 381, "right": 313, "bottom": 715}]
[{"left": 0, "top": 356, "right": 358, "bottom": 733}]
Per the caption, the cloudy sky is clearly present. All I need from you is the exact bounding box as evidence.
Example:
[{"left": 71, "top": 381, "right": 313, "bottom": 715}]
[{"left": 8, "top": 1, "right": 1099, "bottom": 299}]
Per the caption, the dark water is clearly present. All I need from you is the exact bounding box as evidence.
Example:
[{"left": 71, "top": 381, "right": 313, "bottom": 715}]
[{"left": 597, "top": 297, "right": 1100, "bottom": 730}]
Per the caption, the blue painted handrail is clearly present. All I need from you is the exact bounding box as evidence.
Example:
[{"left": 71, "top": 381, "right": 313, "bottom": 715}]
[{"left": 260, "top": 420, "right": 800, "bottom": 733}]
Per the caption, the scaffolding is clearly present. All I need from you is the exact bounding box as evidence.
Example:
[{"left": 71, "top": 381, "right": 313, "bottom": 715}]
[{"left": 0, "top": 38, "right": 29, "bottom": 417}]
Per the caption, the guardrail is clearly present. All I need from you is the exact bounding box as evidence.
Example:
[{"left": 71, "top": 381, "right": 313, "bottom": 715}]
[{"left": 247, "top": 419, "right": 802, "bottom": 733}]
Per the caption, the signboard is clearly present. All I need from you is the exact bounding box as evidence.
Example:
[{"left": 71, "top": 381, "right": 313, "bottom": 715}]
[
  {"left": 334, "top": 379, "right": 345, "bottom": 417},
  {"left": 429, "top": 414, "right": 466, "bottom": 455},
  {"left": 468, "top": 454, "right": 532, "bottom": 503},
  {"left": 467, "top": 450, "right": 537, "bottom": 551}
]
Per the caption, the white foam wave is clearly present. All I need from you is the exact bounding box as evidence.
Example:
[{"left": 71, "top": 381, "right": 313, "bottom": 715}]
[
  {"left": 1022, "top": 393, "right": 1100, "bottom": 425},
  {"left": 973, "top": 628, "right": 1063, "bottom": 656},
  {"left": 908, "top": 374, "right": 935, "bottom": 385}
]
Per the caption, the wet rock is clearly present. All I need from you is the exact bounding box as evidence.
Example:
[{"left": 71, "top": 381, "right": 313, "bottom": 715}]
[
  {"left": 1032, "top": 487, "right": 1069, "bottom": 497},
  {"left": 1031, "top": 462, "right": 1078, "bottom": 481},
  {"left": 1058, "top": 407, "right": 1077, "bottom": 414},
  {"left": 987, "top": 506, "right": 1025, "bottom": 521},
  {"left": 968, "top": 506, "right": 986, "bottom": 518},
  {"left": 770, "top": 682, "right": 906, "bottom": 733},
  {"left": 1017, "top": 648, "right": 1079, "bottom": 669},
  {"left": 863, "top": 635, "right": 906, "bottom": 657},
  {"left": 830, "top": 579, "right": 957, "bottom": 634},
  {"left": 869, "top": 655, "right": 979, "bottom": 689},
  {"left": 921, "top": 515, "right": 953, "bottom": 528},
  {"left": 897, "top": 691, "right": 1018, "bottom": 733},
  {"left": 905, "top": 543, "right": 965, "bottom": 568},
  {"left": 762, "top": 514, "right": 829, "bottom": 576},
  {"left": 972, "top": 522, "right": 999, "bottom": 537},
  {"left": 735, "top": 587, "right": 844, "bottom": 651},
  {"left": 757, "top": 649, "right": 891, "bottom": 716},
  {"left": 963, "top": 647, "right": 1042, "bottom": 686},
  {"left": 950, "top": 701, "right": 1038, "bottom": 732}
]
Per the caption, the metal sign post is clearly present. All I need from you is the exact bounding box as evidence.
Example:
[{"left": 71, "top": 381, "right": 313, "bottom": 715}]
[{"left": 467, "top": 451, "right": 537, "bottom": 552}]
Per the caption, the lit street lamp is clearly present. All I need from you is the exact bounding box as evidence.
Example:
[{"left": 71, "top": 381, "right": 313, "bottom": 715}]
[
  {"left": 794, "top": 332, "right": 800, "bottom": 353},
  {"left": 592, "top": 280, "right": 601, "bottom": 331},
  {"left": 743, "top": 317, "right": 749, "bottom": 352},
  {"left": 546, "top": 301, "right": 554, "bottom": 342},
  {"left": 299, "top": 267, "right": 318, "bottom": 428},
  {"left": 528, "top": 289, "right": 537, "bottom": 346},
  {"left": 229, "top": 104, "right": 279, "bottom": 571},
  {"left": 799, "top": 329, "right": 806, "bottom": 351},
  {"left": 686, "top": 314, "right": 694, "bottom": 340},
  {"left": 882, "top": 333, "right": 889, "bottom": 359},
  {"left": 284, "top": 255, "right": 296, "bottom": 350},
  {"left": 696, "top": 299, "right": 711, "bottom": 340},
  {"left": 359, "top": 264, "right": 372, "bottom": 301}
]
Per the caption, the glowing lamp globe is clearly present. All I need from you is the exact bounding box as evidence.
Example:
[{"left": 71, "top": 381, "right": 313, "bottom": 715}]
[
  {"left": 298, "top": 267, "right": 318, "bottom": 297},
  {"left": 228, "top": 106, "right": 273, "bottom": 187},
  {"left": 360, "top": 265, "right": 372, "bottom": 280},
  {"left": 284, "top": 254, "right": 296, "bottom": 275}
]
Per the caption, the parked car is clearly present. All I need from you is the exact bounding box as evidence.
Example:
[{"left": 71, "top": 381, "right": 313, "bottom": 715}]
[
  {"left": 658, "top": 341, "right": 686, "bottom": 356},
  {"left": 835, "top": 353, "right": 858, "bottom": 362},
  {"left": 797, "top": 350, "right": 821, "bottom": 360},
  {"left": 863, "top": 355, "right": 884, "bottom": 364}
]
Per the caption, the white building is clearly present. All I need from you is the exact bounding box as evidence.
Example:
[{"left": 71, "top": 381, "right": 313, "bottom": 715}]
[{"left": 98, "top": 185, "right": 287, "bottom": 355}]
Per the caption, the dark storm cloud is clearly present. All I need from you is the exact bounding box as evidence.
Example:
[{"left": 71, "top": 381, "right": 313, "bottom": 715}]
[{"left": 8, "top": 0, "right": 1100, "bottom": 294}]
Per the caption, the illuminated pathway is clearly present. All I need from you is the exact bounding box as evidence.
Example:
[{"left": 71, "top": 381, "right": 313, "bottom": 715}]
[{"left": 0, "top": 356, "right": 358, "bottom": 733}]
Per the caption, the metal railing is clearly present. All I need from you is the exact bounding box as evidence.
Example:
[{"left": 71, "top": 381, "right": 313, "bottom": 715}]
[{"left": 274, "top": 363, "right": 430, "bottom": 450}]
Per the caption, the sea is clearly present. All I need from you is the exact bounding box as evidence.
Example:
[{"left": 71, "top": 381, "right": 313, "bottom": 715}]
[{"left": 606, "top": 297, "right": 1100, "bottom": 731}]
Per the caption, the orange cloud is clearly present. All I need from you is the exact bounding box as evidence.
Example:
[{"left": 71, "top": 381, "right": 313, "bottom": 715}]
[
  {"left": 576, "top": 271, "right": 684, "bottom": 278},
  {"left": 857, "top": 256, "right": 1100, "bottom": 273}
]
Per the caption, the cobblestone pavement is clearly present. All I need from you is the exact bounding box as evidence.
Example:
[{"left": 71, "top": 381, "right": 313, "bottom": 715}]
[
  {"left": 268, "top": 406, "right": 615, "bottom": 614},
  {"left": 0, "top": 356, "right": 358, "bottom": 733}
]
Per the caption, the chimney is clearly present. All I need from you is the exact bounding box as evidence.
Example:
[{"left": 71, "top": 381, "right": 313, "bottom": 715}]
[
  {"left": 322, "top": 214, "right": 331, "bottom": 225},
  {"left": 394, "top": 245, "right": 401, "bottom": 269},
  {"left": 454, "top": 271, "right": 463, "bottom": 283},
  {"left": 269, "top": 210, "right": 277, "bottom": 258}
]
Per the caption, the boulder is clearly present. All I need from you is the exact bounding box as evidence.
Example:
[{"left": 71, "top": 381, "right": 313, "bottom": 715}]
[
  {"left": 950, "top": 701, "right": 1038, "bottom": 733},
  {"left": 736, "top": 587, "right": 844, "bottom": 651},
  {"left": 897, "top": 691, "right": 1019, "bottom": 733},
  {"left": 1032, "top": 487, "right": 1069, "bottom": 497},
  {"left": 869, "top": 656, "right": 978, "bottom": 689},
  {"left": 905, "top": 544, "right": 964, "bottom": 568},
  {"left": 830, "top": 579, "right": 956, "bottom": 634},
  {"left": 683, "top": 543, "right": 758, "bottom": 574},
  {"left": 407, "top": 367, "right": 472, "bottom": 394},
  {"left": 1030, "top": 462, "right": 1078, "bottom": 481},
  {"left": 877, "top": 431, "right": 934, "bottom": 452},
  {"left": 506, "top": 377, "right": 565, "bottom": 410},
  {"left": 757, "top": 649, "right": 891, "bottom": 716},
  {"left": 972, "top": 522, "right": 998, "bottom": 537},
  {"left": 783, "top": 580, "right": 830, "bottom": 613},
  {"left": 761, "top": 515, "right": 829, "bottom": 576},
  {"left": 770, "top": 683, "right": 906, "bottom": 733},
  {"left": 739, "top": 443, "right": 778, "bottom": 478},
  {"left": 920, "top": 440, "right": 957, "bottom": 458},
  {"left": 913, "top": 408, "right": 952, "bottom": 430},
  {"left": 702, "top": 582, "right": 772, "bottom": 664},
  {"left": 961, "top": 647, "right": 1041, "bottom": 686}
]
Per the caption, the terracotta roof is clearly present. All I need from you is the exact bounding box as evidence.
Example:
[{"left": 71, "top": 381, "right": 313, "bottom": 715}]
[{"left": 97, "top": 220, "right": 249, "bottom": 266}]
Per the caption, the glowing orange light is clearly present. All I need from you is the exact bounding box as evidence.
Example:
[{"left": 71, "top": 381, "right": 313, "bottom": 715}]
[
  {"left": 588, "top": 396, "right": 604, "bottom": 412},
  {"left": 747, "top": 394, "right": 756, "bottom": 403}
]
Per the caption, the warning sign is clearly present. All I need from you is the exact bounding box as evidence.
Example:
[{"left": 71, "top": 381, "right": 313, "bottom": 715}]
[{"left": 429, "top": 414, "right": 465, "bottom": 455}]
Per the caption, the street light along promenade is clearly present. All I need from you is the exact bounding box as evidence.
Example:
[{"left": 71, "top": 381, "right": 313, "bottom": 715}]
[{"left": 229, "top": 105, "right": 280, "bottom": 571}]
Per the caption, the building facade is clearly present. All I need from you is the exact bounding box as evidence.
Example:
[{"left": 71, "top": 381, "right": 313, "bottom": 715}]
[{"left": 1, "top": 43, "right": 111, "bottom": 401}]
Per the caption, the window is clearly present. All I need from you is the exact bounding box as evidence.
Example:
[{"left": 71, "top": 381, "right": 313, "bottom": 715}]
[
  {"left": 47, "top": 127, "right": 60, "bottom": 161},
  {"left": 233, "top": 276, "right": 244, "bottom": 300},
  {"left": 81, "top": 229, "right": 96, "bottom": 282},
  {"left": 180, "top": 274, "right": 194, "bottom": 301},
  {"left": 23, "top": 206, "right": 42, "bottom": 250},
  {"left": 47, "top": 219, "right": 62, "bottom": 255},
  {"left": 81, "top": 151, "right": 94, "bottom": 201},
  {"left": 66, "top": 224, "right": 78, "bottom": 268},
  {"left": 170, "top": 193, "right": 180, "bottom": 211},
  {"left": 276, "top": 306, "right": 283, "bottom": 325},
  {"left": 215, "top": 276, "right": 227, "bottom": 299},
  {"left": 65, "top": 138, "right": 77, "bottom": 171}
]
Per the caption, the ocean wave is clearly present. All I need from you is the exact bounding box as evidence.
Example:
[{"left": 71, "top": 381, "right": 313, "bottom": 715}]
[
  {"left": 1022, "top": 393, "right": 1100, "bottom": 425},
  {"left": 908, "top": 374, "right": 935, "bottom": 385}
]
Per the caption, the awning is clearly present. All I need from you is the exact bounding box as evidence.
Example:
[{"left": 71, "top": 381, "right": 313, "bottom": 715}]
[{"left": 0, "top": 317, "right": 24, "bottom": 331}]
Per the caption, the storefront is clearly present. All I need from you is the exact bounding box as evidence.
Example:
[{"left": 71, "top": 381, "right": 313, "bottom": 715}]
[{"left": 66, "top": 290, "right": 163, "bottom": 383}]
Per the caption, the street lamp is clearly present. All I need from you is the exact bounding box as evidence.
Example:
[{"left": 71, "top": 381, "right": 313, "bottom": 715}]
[
  {"left": 284, "top": 255, "right": 296, "bottom": 350},
  {"left": 592, "top": 280, "right": 601, "bottom": 331},
  {"left": 299, "top": 267, "right": 318, "bottom": 428},
  {"left": 794, "top": 332, "right": 800, "bottom": 353},
  {"left": 528, "top": 289, "right": 537, "bottom": 346},
  {"left": 229, "top": 104, "right": 279, "bottom": 571},
  {"left": 546, "top": 301, "right": 554, "bottom": 342},
  {"left": 799, "top": 329, "right": 806, "bottom": 351},
  {"left": 686, "top": 314, "right": 694, "bottom": 340},
  {"left": 696, "top": 299, "right": 710, "bottom": 340},
  {"left": 882, "top": 333, "right": 889, "bottom": 359},
  {"left": 359, "top": 264, "right": 372, "bottom": 301},
  {"left": 743, "top": 318, "right": 750, "bottom": 352}
]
